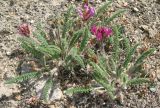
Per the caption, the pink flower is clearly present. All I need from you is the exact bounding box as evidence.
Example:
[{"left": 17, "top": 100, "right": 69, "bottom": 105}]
[
  {"left": 18, "top": 23, "right": 30, "bottom": 37},
  {"left": 77, "top": 4, "right": 95, "bottom": 21},
  {"left": 91, "top": 25, "right": 112, "bottom": 41}
]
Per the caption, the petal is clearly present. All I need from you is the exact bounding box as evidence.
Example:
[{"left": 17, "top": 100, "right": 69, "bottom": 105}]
[
  {"left": 103, "top": 27, "right": 112, "bottom": 37},
  {"left": 96, "top": 32, "right": 103, "bottom": 41},
  {"left": 77, "top": 8, "right": 83, "bottom": 18},
  {"left": 89, "top": 6, "right": 95, "bottom": 17},
  {"left": 84, "top": 4, "right": 89, "bottom": 11},
  {"left": 91, "top": 25, "right": 97, "bottom": 34}
]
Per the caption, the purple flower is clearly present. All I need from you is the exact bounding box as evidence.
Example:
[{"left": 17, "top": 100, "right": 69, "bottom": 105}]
[
  {"left": 77, "top": 4, "right": 95, "bottom": 21},
  {"left": 18, "top": 23, "right": 30, "bottom": 37},
  {"left": 91, "top": 25, "right": 112, "bottom": 41}
]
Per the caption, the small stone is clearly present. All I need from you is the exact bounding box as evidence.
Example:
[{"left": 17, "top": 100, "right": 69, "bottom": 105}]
[
  {"left": 149, "top": 87, "right": 156, "bottom": 92},
  {"left": 50, "top": 67, "right": 58, "bottom": 76},
  {"left": 133, "top": 7, "right": 139, "bottom": 12},
  {"left": 29, "top": 20, "right": 34, "bottom": 24},
  {"left": 34, "top": 79, "right": 46, "bottom": 98},
  {"left": 123, "top": 2, "right": 128, "bottom": 7},
  {"left": 50, "top": 88, "right": 63, "bottom": 101},
  {"left": 6, "top": 51, "right": 11, "bottom": 56},
  {"left": 140, "top": 25, "right": 149, "bottom": 31}
]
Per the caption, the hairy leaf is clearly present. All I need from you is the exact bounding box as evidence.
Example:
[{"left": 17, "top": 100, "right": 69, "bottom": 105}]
[
  {"left": 127, "top": 78, "right": 150, "bottom": 85},
  {"left": 123, "top": 44, "right": 139, "bottom": 68},
  {"left": 5, "top": 72, "right": 40, "bottom": 84},
  {"left": 112, "top": 26, "right": 120, "bottom": 62},
  {"left": 135, "top": 48, "right": 156, "bottom": 65},
  {"left": 33, "top": 24, "right": 48, "bottom": 45},
  {"left": 69, "top": 29, "right": 83, "bottom": 48},
  {"left": 42, "top": 78, "right": 53, "bottom": 101},
  {"left": 108, "top": 57, "right": 116, "bottom": 72},
  {"left": 62, "top": 6, "right": 74, "bottom": 38},
  {"left": 96, "top": 1, "right": 112, "bottom": 16},
  {"left": 123, "top": 36, "right": 130, "bottom": 56},
  {"left": 80, "top": 27, "right": 90, "bottom": 51},
  {"left": 70, "top": 47, "right": 85, "bottom": 67},
  {"left": 98, "top": 55, "right": 107, "bottom": 71},
  {"left": 90, "top": 62, "right": 109, "bottom": 78},
  {"left": 36, "top": 45, "right": 61, "bottom": 58},
  {"left": 93, "top": 72, "right": 115, "bottom": 99},
  {"left": 104, "top": 9, "right": 126, "bottom": 24},
  {"left": 65, "top": 87, "right": 92, "bottom": 95}
]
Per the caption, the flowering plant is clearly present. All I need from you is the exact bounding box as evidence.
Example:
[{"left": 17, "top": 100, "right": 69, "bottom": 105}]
[{"left": 6, "top": 1, "right": 155, "bottom": 103}]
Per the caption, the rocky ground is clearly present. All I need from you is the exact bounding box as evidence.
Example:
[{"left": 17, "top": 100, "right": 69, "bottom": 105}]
[{"left": 0, "top": 0, "right": 160, "bottom": 108}]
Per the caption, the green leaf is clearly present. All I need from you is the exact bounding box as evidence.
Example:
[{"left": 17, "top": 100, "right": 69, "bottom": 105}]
[
  {"left": 65, "top": 87, "right": 92, "bottom": 95},
  {"left": 91, "top": 63, "right": 115, "bottom": 96},
  {"left": 96, "top": 1, "right": 112, "bottom": 16},
  {"left": 69, "top": 29, "right": 83, "bottom": 48},
  {"left": 65, "top": 55, "right": 72, "bottom": 66},
  {"left": 18, "top": 37, "right": 37, "bottom": 46},
  {"left": 93, "top": 72, "right": 115, "bottom": 99},
  {"left": 33, "top": 32, "right": 48, "bottom": 45},
  {"left": 90, "top": 62, "right": 109, "bottom": 78},
  {"left": 98, "top": 55, "right": 107, "bottom": 71},
  {"left": 62, "top": 6, "right": 74, "bottom": 38},
  {"left": 18, "top": 37, "right": 43, "bottom": 57},
  {"left": 42, "top": 78, "right": 53, "bottom": 101},
  {"left": 127, "top": 78, "right": 150, "bottom": 85},
  {"left": 123, "top": 44, "right": 139, "bottom": 68},
  {"left": 112, "top": 26, "right": 120, "bottom": 62},
  {"left": 47, "top": 45, "right": 62, "bottom": 54},
  {"left": 5, "top": 72, "right": 40, "bottom": 84},
  {"left": 108, "top": 57, "right": 116, "bottom": 72},
  {"left": 135, "top": 48, "right": 156, "bottom": 65},
  {"left": 87, "top": 48, "right": 96, "bottom": 57},
  {"left": 104, "top": 9, "right": 126, "bottom": 24},
  {"left": 123, "top": 36, "right": 130, "bottom": 56},
  {"left": 80, "top": 27, "right": 90, "bottom": 51},
  {"left": 33, "top": 24, "right": 48, "bottom": 45},
  {"left": 36, "top": 45, "right": 61, "bottom": 58},
  {"left": 61, "top": 37, "right": 69, "bottom": 52},
  {"left": 72, "top": 55, "right": 85, "bottom": 68},
  {"left": 70, "top": 47, "right": 85, "bottom": 68}
]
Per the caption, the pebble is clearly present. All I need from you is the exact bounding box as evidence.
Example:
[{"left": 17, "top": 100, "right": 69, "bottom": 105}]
[
  {"left": 133, "top": 7, "right": 139, "bottom": 12},
  {"left": 50, "top": 88, "right": 63, "bottom": 101},
  {"left": 140, "top": 25, "right": 149, "bottom": 31},
  {"left": 149, "top": 87, "right": 156, "bottom": 92},
  {"left": 6, "top": 51, "right": 11, "bottom": 56}
]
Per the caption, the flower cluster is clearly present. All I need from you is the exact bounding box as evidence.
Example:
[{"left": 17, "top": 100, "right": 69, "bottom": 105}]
[
  {"left": 91, "top": 25, "right": 112, "bottom": 41},
  {"left": 18, "top": 23, "right": 30, "bottom": 37},
  {"left": 77, "top": 4, "right": 95, "bottom": 21}
]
